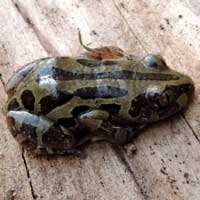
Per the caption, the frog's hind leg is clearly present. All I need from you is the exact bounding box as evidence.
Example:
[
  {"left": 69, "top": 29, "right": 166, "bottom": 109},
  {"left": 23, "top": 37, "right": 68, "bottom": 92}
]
[{"left": 6, "top": 110, "right": 81, "bottom": 156}]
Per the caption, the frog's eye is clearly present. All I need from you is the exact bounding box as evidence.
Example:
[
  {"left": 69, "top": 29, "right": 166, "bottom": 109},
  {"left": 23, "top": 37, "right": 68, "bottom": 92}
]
[{"left": 143, "top": 55, "right": 168, "bottom": 70}]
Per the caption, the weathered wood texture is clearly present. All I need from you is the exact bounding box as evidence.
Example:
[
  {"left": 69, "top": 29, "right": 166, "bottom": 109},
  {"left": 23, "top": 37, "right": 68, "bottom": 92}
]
[{"left": 0, "top": 0, "right": 200, "bottom": 200}]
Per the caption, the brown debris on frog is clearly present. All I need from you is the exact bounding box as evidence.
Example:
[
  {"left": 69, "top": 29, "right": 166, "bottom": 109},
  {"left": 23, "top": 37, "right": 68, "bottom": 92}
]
[{"left": 78, "top": 29, "right": 124, "bottom": 59}]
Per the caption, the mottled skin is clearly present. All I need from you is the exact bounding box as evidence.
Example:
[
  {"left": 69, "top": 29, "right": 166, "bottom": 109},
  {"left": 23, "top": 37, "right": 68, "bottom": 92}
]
[{"left": 4, "top": 48, "right": 194, "bottom": 155}]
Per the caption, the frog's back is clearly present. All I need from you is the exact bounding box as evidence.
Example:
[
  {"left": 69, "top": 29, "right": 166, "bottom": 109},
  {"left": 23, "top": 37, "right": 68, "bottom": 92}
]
[{"left": 6, "top": 57, "right": 138, "bottom": 123}]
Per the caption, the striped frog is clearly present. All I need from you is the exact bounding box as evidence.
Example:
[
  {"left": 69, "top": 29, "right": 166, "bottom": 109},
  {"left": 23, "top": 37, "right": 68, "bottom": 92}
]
[{"left": 1, "top": 34, "right": 194, "bottom": 155}]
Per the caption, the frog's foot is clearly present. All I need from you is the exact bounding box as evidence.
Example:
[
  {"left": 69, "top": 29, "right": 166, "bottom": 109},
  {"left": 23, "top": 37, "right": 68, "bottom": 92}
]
[
  {"left": 78, "top": 29, "right": 124, "bottom": 59},
  {"left": 6, "top": 111, "right": 79, "bottom": 156}
]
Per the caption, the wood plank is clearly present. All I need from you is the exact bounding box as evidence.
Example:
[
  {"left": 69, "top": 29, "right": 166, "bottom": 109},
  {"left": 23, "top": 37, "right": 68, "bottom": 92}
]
[
  {"left": 112, "top": 0, "right": 200, "bottom": 199},
  {"left": 24, "top": 144, "right": 143, "bottom": 200},
  {"left": 1, "top": 0, "right": 145, "bottom": 199},
  {"left": 1, "top": 0, "right": 200, "bottom": 199}
]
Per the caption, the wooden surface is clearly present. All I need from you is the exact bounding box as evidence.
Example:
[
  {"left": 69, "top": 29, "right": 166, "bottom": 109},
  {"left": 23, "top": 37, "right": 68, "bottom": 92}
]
[{"left": 1, "top": 0, "right": 200, "bottom": 199}]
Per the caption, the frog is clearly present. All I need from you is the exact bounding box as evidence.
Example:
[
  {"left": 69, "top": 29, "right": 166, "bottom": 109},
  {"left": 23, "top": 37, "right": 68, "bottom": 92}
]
[{"left": 1, "top": 32, "right": 194, "bottom": 156}]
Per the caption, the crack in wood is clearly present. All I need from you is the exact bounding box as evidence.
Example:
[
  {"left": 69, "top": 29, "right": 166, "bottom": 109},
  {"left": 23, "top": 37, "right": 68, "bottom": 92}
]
[
  {"left": 181, "top": 114, "right": 200, "bottom": 144},
  {"left": 111, "top": 145, "right": 146, "bottom": 200},
  {"left": 11, "top": 0, "right": 60, "bottom": 56},
  {"left": 111, "top": 0, "right": 148, "bottom": 54},
  {"left": 21, "top": 149, "right": 37, "bottom": 200}
]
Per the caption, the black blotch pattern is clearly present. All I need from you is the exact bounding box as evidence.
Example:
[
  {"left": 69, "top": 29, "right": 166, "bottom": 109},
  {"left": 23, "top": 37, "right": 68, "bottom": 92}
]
[
  {"left": 99, "top": 104, "right": 121, "bottom": 115},
  {"left": 57, "top": 117, "right": 76, "bottom": 128},
  {"left": 40, "top": 90, "right": 73, "bottom": 114},
  {"left": 71, "top": 105, "right": 90, "bottom": 117},
  {"left": 74, "top": 86, "right": 128, "bottom": 99},
  {"left": 8, "top": 98, "right": 19, "bottom": 111},
  {"left": 129, "top": 93, "right": 165, "bottom": 119},
  {"left": 21, "top": 90, "right": 35, "bottom": 111},
  {"left": 129, "top": 94, "right": 146, "bottom": 118},
  {"left": 165, "top": 84, "right": 194, "bottom": 96}
]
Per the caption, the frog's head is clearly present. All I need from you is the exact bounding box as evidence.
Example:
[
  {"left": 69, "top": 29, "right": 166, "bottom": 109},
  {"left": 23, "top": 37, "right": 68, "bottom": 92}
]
[{"left": 129, "top": 55, "right": 194, "bottom": 123}]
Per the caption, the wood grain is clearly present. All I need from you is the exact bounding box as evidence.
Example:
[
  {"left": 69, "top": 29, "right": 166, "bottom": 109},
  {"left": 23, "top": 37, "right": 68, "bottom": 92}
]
[{"left": 0, "top": 0, "right": 200, "bottom": 200}]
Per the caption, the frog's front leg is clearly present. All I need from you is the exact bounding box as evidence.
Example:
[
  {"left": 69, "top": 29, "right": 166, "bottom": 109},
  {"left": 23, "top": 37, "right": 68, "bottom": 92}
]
[
  {"left": 6, "top": 111, "right": 80, "bottom": 156},
  {"left": 76, "top": 109, "right": 111, "bottom": 145},
  {"left": 78, "top": 109, "right": 145, "bottom": 145}
]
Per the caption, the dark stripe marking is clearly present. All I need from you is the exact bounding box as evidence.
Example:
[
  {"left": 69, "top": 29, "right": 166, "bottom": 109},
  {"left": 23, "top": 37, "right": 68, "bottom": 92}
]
[
  {"left": 76, "top": 59, "right": 118, "bottom": 67},
  {"left": 74, "top": 86, "right": 128, "bottom": 99},
  {"left": 40, "top": 90, "right": 73, "bottom": 114},
  {"left": 53, "top": 68, "right": 179, "bottom": 81},
  {"left": 21, "top": 90, "right": 35, "bottom": 111}
]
